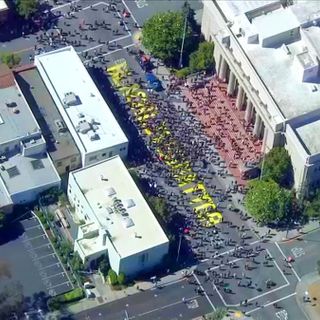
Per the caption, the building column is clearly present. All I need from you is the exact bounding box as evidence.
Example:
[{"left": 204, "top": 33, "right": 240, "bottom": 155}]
[
  {"left": 253, "top": 114, "right": 262, "bottom": 137},
  {"left": 245, "top": 101, "right": 253, "bottom": 124},
  {"left": 218, "top": 57, "right": 228, "bottom": 81},
  {"left": 236, "top": 86, "right": 245, "bottom": 110},
  {"left": 227, "top": 72, "right": 236, "bottom": 96}
]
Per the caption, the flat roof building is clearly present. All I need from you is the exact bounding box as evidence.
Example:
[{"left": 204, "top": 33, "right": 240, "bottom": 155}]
[
  {"left": 35, "top": 46, "right": 128, "bottom": 168},
  {"left": 68, "top": 156, "right": 169, "bottom": 276},
  {"left": 201, "top": 0, "right": 320, "bottom": 196},
  {"left": 15, "top": 67, "right": 81, "bottom": 175},
  {"left": 0, "top": 65, "right": 60, "bottom": 212}
]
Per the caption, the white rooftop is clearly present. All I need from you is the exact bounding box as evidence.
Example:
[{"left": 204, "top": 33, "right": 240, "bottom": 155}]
[
  {"left": 35, "top": 46, "right": 128, "bottom": 154},
  {"left": 295, "top": 120, "right": 320, "bottom": 155},
  {"left": 0, "top": 85, "right": 39, "bottom": 145},
  {"left": 219, "top": 1, "right": 320, "bottom": 119},
  {"left": 71, "top": 156, "right": 168, "bottom": 258},
  {"left": 0, "top": 0, "right": 8, "bottom": 11}
]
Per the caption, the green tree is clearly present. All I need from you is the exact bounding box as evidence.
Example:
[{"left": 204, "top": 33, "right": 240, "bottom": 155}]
[
  {"left": 262, "top": 147, "right": 293, "bottom": 188},
  {"left": 205, "top": 308, "right": 227, "bottom": 320},
  {"left": 15, "top": 0, "right": 38, "bottom": 19},
  {"left": 117, "top": 272, "right": 126, "bottom": 285},
  {"left": 0, "top": 211, "right": 6, "bottom": 229},
  {"left": 245, "top": 179, "right": 292, "bottom": 224},
  {"left": 147, "top": 196, "right": 171, "bottom": 223},
  {"left": 0, "top": 52, "right": 21, "bottom": 68},
  {"left": 304, "top": 189, "right": 320, "bottom": 218},
  {"left": 108, "top": 269, "right": 118, "bottom": 286},
  {"left": 142, "top": 11, "right": 193, "bottom": 65},
  {"left": 189, "top": 41, "right": 215, "bottom": 73}
]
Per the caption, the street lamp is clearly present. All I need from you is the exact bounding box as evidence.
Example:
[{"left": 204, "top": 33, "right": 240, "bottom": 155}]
[
  {"left": 176, "top": 231, "right": 183, "bottom": 263},
  {"left": 178, "top": 1, "right": 189, "bottom": 69}
]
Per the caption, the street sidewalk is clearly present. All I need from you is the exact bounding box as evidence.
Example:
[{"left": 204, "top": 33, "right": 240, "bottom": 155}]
[
  {"left": 296, "top": 271, "right": 320, "bottom": 320},
  {"left": 67, "top": 266, "right": 196, "bottom": 314}
]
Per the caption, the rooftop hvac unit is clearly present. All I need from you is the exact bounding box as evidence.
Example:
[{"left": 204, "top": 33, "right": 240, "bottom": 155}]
[
  {"left": 78, "top": 120, "right": 91, "bottom": 134},
  {"left": 63, "top": 92, "right": 78, "bottom": 106}
]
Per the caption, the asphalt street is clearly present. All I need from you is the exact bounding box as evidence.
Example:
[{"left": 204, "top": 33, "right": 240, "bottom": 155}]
[{"left": 75, "top": 278, "right": 212, "bottom": 320}]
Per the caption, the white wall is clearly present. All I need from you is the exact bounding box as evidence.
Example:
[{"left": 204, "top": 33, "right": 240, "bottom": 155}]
[
  {"left": 10, "top": 179, "right": 61, "bottom": 204},
  {"left": 117, "top": 242, "right": 169, "bottom": 277}
]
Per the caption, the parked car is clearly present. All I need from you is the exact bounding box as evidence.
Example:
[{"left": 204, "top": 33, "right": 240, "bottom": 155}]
[{"left": 145, "top": 72, "right": 162, "bottom": 91}]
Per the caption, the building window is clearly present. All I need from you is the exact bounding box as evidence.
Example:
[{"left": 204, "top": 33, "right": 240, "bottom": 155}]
[
  {"left": 109, "top": 151, "right": 113, "bottom": 157},
  {"left": 71, "top": 157, "right": 77, "bottom": 163},
  {"left": 69, "top": 189, "right": 71, "bottom": 193},
  {"left": 102, "top": 153, "right": 106, "bottom": 157},
  {"left": 57, "top": 161, "right": 62, "bottom": 167},
  {"left": 140, "top": 253, "right": 149, "bottom": 264},
  {"left": 89, "top": 155, "right": 97, "bottom": 162}
]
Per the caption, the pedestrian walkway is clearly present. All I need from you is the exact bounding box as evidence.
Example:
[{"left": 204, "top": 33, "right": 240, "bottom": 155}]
[{"left": 296, "top": 271, "right": 320, "bottom": 320}]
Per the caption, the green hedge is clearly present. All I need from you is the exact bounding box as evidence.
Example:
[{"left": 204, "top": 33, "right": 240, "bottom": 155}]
[
  {"left": 48, "top": 288, "right": 84, "bottom": 310},
  {"left": 62, "top": 288, "right": 84, "bottom": 303}
]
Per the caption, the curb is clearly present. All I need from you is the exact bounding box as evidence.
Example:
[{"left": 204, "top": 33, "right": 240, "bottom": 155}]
[{"left": 280, "top": 226, "right": 320, "bottom": 243}]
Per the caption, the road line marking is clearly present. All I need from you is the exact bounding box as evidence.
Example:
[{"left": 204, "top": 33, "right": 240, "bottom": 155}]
[
  {"left": 81, "top": 43, "right": 104, "bottom": 53},
  {"left": 41, "top": 272, "right": 65, "bottom": 281},
  {"left": 247, "top": 283, "right": 290, "bottom": 303},
  {"left": 39, "top": 262, "right": 61, "bottom": 271},
  {"left": 82, "top": 2, "right": 105, "bottom": 11},
  {"left": 33, "top": 252, "right": 56, "bottom": 261},
  {"left": 22, "top": 233, "right": 46, "bottom": 242},
  {"left": 27, "top": 243, "right": 51, "bottom": 251},
  {"left": 193, "top": 273, "right": 216, "bottom": 311},
  {"left": 116, "top": 7, "right": 132, "bottom": 36},
  {"left": 137, "top": 295, "right": 200, "bottom": 317},
  {"left": 245, "top": 292, "right": 297, "bottom": 315},
  {"left": 121, "top": 0, "right": 139, "bottom": 25},
  {"left": 275, "top": 242, "right": 301, "bottom": 282},
  {"left": 13, "top": 46, "right": 34, "bottom": 54},
  {"left": 208, "top": 258, "right": 243, "bottom": 272},
  {"left": 266, "top": 248, "right": 290, "bottom": 285},
  {"left": 24, "top": 224, "right": 43, "bottom": 231},
  {"left": 48, "top": 280, "right": 71, "bottom": 289},
  {"left": 51, "top": 0, "right": 81, "bottom": 11},
  {"left": 83, "top": 43, "right": 135, "bottom": 63},
  {"left": 211, "top": 279, "right": 233, "bottom": 307}
]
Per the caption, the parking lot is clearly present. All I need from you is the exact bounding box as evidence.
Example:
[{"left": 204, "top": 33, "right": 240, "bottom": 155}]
[{"left": 0, "top": 214, "right": 73, "bottom": 299}]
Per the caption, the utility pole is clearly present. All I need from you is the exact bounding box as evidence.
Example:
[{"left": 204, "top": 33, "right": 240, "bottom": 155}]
[
  {"left": 176, "top": 233, "right": 183, "bottom": 263},
  {"left": 178, "top": 2, "right": 188, "bottom": 69}
]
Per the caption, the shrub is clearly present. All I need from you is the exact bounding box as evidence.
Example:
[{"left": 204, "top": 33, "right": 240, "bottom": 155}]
[
  {"left": 0, "top": 52, "right": 21, "bottom": 68},
  {"left": 62, "top": 288, "right": 84, "bottom": 303},
  {"left": 117, "top": 272, "right": 126, "bottom": 285},
  {"left": 108, "top": 269, "right": 118, "bottom": 286},
  {"left": 175, "top": 67, "right": 191, "bottom": 79}
]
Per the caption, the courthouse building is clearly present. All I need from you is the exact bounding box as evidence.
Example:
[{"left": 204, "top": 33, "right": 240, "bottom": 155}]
[{"left": 202, "top": 0, "right": 320, "bottom": 196}]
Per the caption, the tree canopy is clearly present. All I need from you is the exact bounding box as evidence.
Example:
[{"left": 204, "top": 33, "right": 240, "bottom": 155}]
[
  {"left": 304, "top": 190, "right": 320, "bottom": 218},
  {"left": 142, "top": 11, "right": 193, "bottom": 65},
  {"left": 262, "top": 147, "right": 293, "bottom": 188},
  {"left": 15, "top": 0, "right": 38, "bottom": 19},
  {"left": 0, "top": 52, "right": 21, "bottom": 68},
  {"left": 244, "top": 179, "right": 292, "bottom": 224},
  {"left": 189, "top": 41, "right": 215, "bottom": 73}
]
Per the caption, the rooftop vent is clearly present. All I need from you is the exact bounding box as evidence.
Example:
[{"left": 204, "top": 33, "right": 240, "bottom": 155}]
[
  {"left": 124, "top": 199, "right": 135, "bottom": 209},
  {"left": 77, "top": 120, "right": 91, "bottom": 134},
  {"left": 122, "top": 217, "right": 134, "bottom": 228},
  {"left": 88, "top": 131, "right": 100, "bottom": 141},
  {"left": 5, "top": 101, "right": 17, "bottom": 108},
  {"left": 106, "top": 187, "right": 116, "bottom": 197},
  {"left": 77, "top": 112, "right": 85, "bottom": 118}
]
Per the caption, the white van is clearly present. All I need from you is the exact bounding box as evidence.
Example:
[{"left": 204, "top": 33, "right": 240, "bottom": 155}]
[{"left": 85, "top": 288, "right": 95, "bottom": 299}]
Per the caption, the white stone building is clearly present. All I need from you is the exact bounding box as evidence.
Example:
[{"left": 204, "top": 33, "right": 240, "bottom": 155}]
[
  {"left": 35, "top": 46, "right": 129, "bottom": 168},
  {"left": 201, "top": 0, "right": 320, "bottom": 196},
  {"left": 68, "top": 156, "right": 169, "bottom": 276}
]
